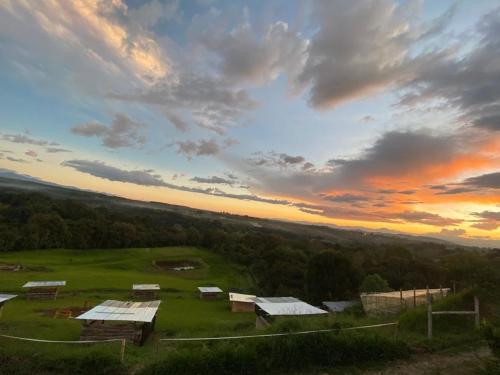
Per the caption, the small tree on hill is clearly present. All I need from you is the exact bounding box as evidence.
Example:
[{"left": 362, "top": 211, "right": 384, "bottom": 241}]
[{"left": 359, "top": 273, "right": 392, "bottom": 293}]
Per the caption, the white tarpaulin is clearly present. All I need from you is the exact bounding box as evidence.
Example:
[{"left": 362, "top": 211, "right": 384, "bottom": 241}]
[
  {"left": 23, "top": 281, "right": 66, "bottom": 288},
  {"left": 75, "top": 300, "right": 161, "bottom": 323}
]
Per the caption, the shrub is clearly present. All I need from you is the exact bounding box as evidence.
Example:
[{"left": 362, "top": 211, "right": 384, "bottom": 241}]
[{"left": 140, "top": 332, "right": 409, "bottom": 375}]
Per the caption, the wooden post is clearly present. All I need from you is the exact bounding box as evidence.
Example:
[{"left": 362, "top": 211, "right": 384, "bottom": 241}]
[
  {"left": 120, "top": 339, "right": 126, "bottom": 363},
  {"left": 400, "top": 288, "right": 403, "bottom": 310},
  {"left": 427, "top": 292, "right": 433, "bottom": 340},
  {"left": 453, "top": 280, "right": 456, "bottom": 294},
  {"left": 439, "top": 285, "right": 443, "bottom": 298},
  {"left": 474, "top": 296, "right": 480, "bottom": 328},
  {"left": 413, "top": 288, "right": 416, "bottom": 307}
]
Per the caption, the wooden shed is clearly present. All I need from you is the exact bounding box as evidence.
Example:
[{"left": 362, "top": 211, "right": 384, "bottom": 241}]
[
  {"left": 229, "top": 293, "right": 256, "bottom": 312},
  {"left": 198, "top": 286, "right": 223, "bottom": 300},
  {"left": 255, "top": 297, "right": 327, "bottom": 327},
  {"left": 0, "top": 294, "right": 17, "bottom": 318},
  {"left": 133, "top": 284, "right": 160, "bottom": 299},
  {"left": 75, "top": 300, "right": 161, "bottom": 345},
  {"left": 360, "top": 288, "right": 450, "bottom": 315},
  {"left": 23, "top": 281, "right": 66, "bottom": 300}
]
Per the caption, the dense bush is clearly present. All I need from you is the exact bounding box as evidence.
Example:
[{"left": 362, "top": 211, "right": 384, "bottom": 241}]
[
  {"left": 0, "top": 349, "right": 126, "bottom": 375},
  {"left": 140, "top": 332, "right": 409, "bottom": 375}
]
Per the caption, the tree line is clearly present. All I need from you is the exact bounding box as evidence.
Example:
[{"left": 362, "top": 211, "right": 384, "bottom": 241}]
[{"left": 0, "top": 191, "right": 498, "bottom": 302}]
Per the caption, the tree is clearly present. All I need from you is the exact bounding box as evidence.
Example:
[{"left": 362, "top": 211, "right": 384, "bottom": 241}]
[
  {"left": 359, "top": 274, "right": 392, "bottom": 293},
  {"left": 306, "top": 251, "right": 360, "bottom": 304}
]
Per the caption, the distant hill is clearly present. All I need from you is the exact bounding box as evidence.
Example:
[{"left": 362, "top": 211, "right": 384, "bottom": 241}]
[{"left": 0, "top": 171, "right": 491, "bottom": 252}]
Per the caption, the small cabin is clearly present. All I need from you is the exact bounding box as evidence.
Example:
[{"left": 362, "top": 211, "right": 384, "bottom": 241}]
[
  {"left": 0, "top": 294, "right": 17, "bottom": 318},
  {"left": 133, "top": 284, "right": 160, "bottom": 300},
  {"left": 198, "top": 286, "right": 223, "bottom": 300},
  {"left": 23, "top": 281, "right": 66, "bottom": 300},
  {"left": 75, "top": 300, "right": 161, "bottom": 346},
  {"left": 229, "top": 293, "right": 256, "bottom": 312},
  {"left": 360, "top": 288, "right": 450, "bottom": 315},
  {"left": 254, "top": 297, "right": 328, "bottom": 328}
]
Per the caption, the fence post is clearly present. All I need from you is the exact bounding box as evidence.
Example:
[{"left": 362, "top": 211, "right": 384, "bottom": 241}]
[
  {"left": 120, "top": 339, "right": 126, "bottom": 363},
  {"left": 413, "top": 287, "right": 416, "bottom": 307},
  {"left": 474, "top": 296, "right": 480, "bottom": 328},
  {"left": 427, "top": 292, "right": 432, "bottom": 340}
]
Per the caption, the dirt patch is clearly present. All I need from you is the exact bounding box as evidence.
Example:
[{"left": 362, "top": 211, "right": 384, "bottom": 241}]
[
  {"left": 0, "top": 263, "right": 22, "bottom": 271},
  {"left": 361, "top": 346, "right": 491, "bottom": 375},
  {"left": 38, "top": 305, "right": 90, "bottom": 319},
  {"left": 154, "top": 260, "right": 201, "bottom": 272}
]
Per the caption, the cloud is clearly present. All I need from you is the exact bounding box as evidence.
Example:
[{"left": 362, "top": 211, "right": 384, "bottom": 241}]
[
  {"left": 401, "top": 8, "right": 500, "bottom": 132},
  {"left": 247, "top": 152, "right": 308, "bottom": 169},
  {"left": 398, "top": 210, "right": 461, "bottom": 227},
  {"left": 61, "top": 159, "right": 293, "bottom": 206},
  {"left": 1, "top": 132, "right": 58, "bottom": 146},
  {"left": 25, "top": 150, "right": 38, "bottom": 158},
  {"left": 110, "top": 72, "right": 257, "bottom": 134},
  {"left": 295, "top": 0, "right": 453, "bottom": 109},
  {"left": 71, "top": 114, "right": 146, "bottom": 149},
  {"left": 46, "top": 147, "right": 72, "bottom": 153},
  {"left": 471, "top": 211, "right": 500, "bottom": 230},
  {"left": 128, "top": 0, "right": 179, "bottom": 29},
  {"left": 322, "top": 193, "right": 368, "bottom": 203},
  {"left": 361, "top": 115, "right": 376, "bottom": 123},
  {"left": 6, "top": 156, "right": 29, "bottom": 163},
  {"left": 463, "top": 172, "right": 500, "bottom": 189},
  {"left": 200, "top": 20, "right": 308, "bottom": 85},
  {"left": 164, "top": 111, "right": 189, "bottom": 132},
  {"left": 191, "top": 176, "right": 233, "bottom": 185},
  {"left": 175, "top": 139, "right": 221, "bottom": 158},
  {"left": 62, "top": 159, "right": 167, "bottom": 187}
]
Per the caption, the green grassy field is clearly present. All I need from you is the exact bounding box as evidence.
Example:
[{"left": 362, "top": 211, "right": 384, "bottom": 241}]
[{"left": 0, "top": 247, "right": 260, "bottom": 364}]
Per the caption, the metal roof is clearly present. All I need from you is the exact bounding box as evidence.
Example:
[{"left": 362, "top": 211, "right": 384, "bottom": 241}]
[
  {"left": 322, "top": 301, "right": 359, "bottom": 312},
  {"left": 229, "top": 293, "right": 256, "bottom": 303},
  {"left": 75, "top": 300, "right": 161, "bottom": 323},
  {"left": 23, "top": 281, "right": 66, "bottom": 288},
  {"left": 198, "top": 287, "right": 223, "bottom": 293},
  {"left": 0, "top": 294, "right": 17, "bottom": 304},
  {"left": 256, "top": 301, "right": 327, "bottom": 316},
  {"left": 133, "top": 284, "right": 160, "bottom": 290},
  {"left": 254, "top": 297, "right": 300, "bottom": 303}
]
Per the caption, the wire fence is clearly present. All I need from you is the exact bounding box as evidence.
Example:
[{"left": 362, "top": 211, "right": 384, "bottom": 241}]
[{"left": 0, "top": 334, "right": 127, "bottom": 362}]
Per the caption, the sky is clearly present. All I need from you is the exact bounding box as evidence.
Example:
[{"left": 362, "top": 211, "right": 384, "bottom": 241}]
[{"left": 0, "top": 0, "right": 499, "bottom": 247}]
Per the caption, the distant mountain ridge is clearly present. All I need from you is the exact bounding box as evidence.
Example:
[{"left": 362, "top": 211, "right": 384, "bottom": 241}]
[{"left": 0, "top": 170, "right": 496, "bottom": 250}]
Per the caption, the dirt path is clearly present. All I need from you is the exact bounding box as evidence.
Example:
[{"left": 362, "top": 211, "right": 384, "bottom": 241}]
[{"left": 362, "top": 346, "right": 491, "bottom": 375}]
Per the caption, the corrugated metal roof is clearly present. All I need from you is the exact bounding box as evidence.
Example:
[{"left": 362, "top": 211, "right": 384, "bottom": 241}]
[
  {"left": 229, "top": 293, "right": 256, "bottom": 303},
  {"left": 322, "top": 301, "right": 359, "bottom": 312},
  {"left": 254, "top": 297, "right": 300, "bottom": 303},
  {"left": 198, "top": 287, "right": 223, "bottom": 293},
  {"left": 0, "top": 294, "right": 17, "bottom": 303},
  {"left": 75, "top": 300, "right": 161, "bottom": 323},
  {"left": 256, "top": 301, "right": 327, "bottom": 316},
  {"left": 133, "top": 284, "right": 160, "bottom": 290},
  {"left": 23, "top": 281, "right": 66, "bottom": 288}
]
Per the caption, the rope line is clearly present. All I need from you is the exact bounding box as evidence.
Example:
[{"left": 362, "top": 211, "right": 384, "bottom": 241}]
[
  {"left": 159, "top": 322, "right": 397, "bottom": 342},
  {"left": 0, "top": 334, "right": 123, "bottom": 344}
]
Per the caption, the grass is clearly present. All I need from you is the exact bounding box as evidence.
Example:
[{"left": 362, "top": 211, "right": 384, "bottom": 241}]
[{"left": 0, "top": 247, "right": 256, "bottom": 365}]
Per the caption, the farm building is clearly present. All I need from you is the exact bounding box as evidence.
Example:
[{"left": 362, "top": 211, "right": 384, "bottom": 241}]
[
  {"left": 361, "top": 288, "right": 450, "bottom": 315},
  {"left": 23, "top": 281, "right": 66, "bottom": 300},
  {"left": 322, "top": 300, "right": 359, "bottom": 313},
  {"left": 75, "top": 300, "right": 161, "bottom": 345},
  {"left": 255, "top": 297, "right": 328, "bottom": 327},
  {"left": 229, "top": 292, "right": 256, "bottom": 312},
  {"left": 0, "top": 294, "right": 17, "bottom": 318},
  {"left": 133, "top": 284, "right": 160, "bottom": 299},
  {"left": 198, "top": 286, "right": 223, "bottom": 300}
]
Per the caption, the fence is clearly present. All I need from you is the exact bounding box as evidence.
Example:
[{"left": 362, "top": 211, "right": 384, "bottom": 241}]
[{"left": 0, "top": 334, "right": 127, "bottom": 362}]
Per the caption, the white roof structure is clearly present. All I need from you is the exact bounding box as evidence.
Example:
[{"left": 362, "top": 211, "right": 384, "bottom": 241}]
[
  {"left": 198, "top": 287, "right": 223, "bottom": 293},
  {"left": 255, "top": 297, "right": 300, "bottom": 304},
  {"left": 0, "top": 294, "right": 17, "bottom": 303},
  {"left": 133, "top": 284, "right": 160, "bottom": 290},
  {"left": 256, "top": 301, "right": 328, "bottom": 316},
  {"left": 23, "top": 281, "right": 66, "bottom": 288},
  {"left": 75, "top": 300, "right": 161, "bottom": 323},
  {"left": 229, "top": 293, "right": 256, "bottom": 303},
  {"left": 322, "top": 301, "right": 359, "bottom": 312}
]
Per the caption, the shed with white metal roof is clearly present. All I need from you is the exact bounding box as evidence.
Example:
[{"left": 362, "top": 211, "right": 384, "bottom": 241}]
[
  {"left": 23, "top": 281, "right": 66, "bottom": 300},
  {"left": 0, "top": 294, "right": 17, "bottom": 318},
  {"left": 198, "top": 286, "right": 223, "bottom": 300},
  {"left": 229, "top": 293, "right": 256, "bottom": 312},
  {"left": 132, "top": 284, "right": 160, "bottom": 299}
]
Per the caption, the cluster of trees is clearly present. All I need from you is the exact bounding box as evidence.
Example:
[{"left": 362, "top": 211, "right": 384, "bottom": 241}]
[{"left": 1, "top": 191, "right": 499, "bottom": 302}]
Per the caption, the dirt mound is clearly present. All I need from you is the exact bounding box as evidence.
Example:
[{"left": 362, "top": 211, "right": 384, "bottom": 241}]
[{"left": 0, "top": 263, "right": 22, "bottom": 271}]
